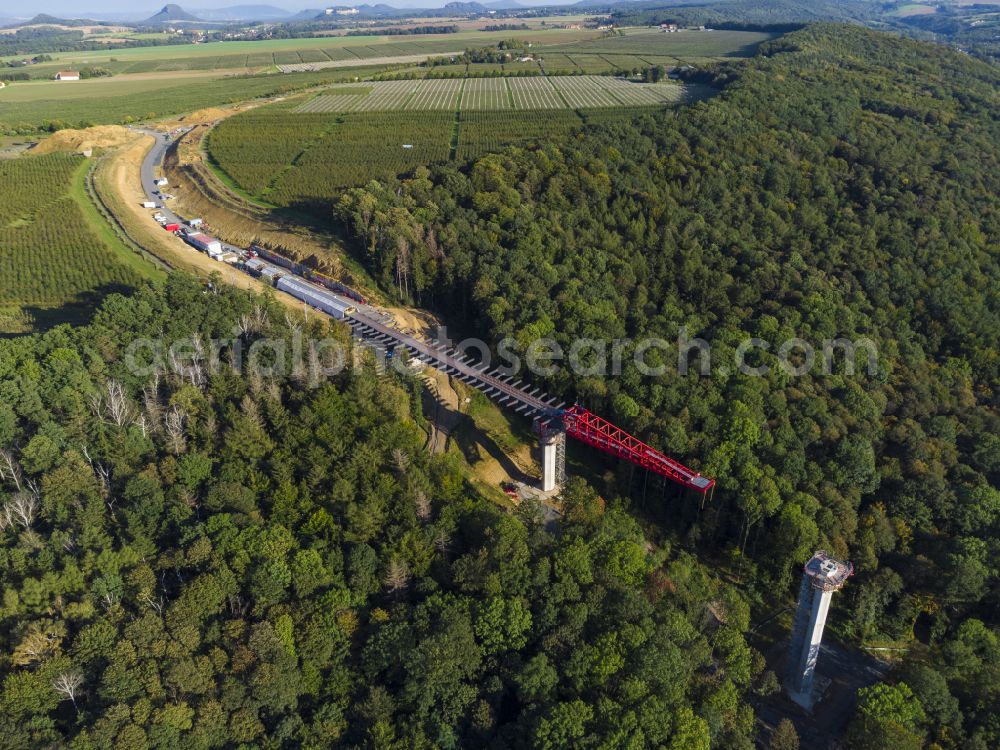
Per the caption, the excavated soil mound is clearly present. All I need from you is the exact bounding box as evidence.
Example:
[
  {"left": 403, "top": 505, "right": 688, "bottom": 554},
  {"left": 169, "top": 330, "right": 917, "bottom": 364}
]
[
  {"left": 32, "top": 125, "right": 137, "bottom": 155},
  {"left": 157, "top": 105, "right": 248, "bottom": 131}
]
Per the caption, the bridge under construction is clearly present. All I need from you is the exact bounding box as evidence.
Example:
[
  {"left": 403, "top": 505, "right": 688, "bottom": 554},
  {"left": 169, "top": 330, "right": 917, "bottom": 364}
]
[
  {"left": 139, "top": 130, "right": 714, "bottom": 500},
  {"left": 347, "top": 313, "right": 715, "bottom": 499}
]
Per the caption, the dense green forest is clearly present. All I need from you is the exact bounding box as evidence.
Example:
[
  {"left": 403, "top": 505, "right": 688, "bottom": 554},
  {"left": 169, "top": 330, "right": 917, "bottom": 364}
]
[
  {"left": 0, "top": 276, "right": 764, "bottom": 748},
  {"left": 334, "top": 24, "right": 1000, "bottom": 748}
]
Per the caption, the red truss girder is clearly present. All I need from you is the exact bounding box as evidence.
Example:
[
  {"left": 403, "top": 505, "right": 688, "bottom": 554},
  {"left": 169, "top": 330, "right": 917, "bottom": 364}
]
[{"left": 561, "top": 405, "right": 715, "bottom": 494}]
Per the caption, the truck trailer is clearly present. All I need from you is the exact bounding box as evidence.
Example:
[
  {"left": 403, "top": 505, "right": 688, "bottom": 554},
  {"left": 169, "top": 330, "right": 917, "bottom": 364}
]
[
  {"left": 184, "top": 232, "right": 223, "bottom": 255},
  {"left": 276, "top": 276, "right": 356, "bottom": 320},
  {"left": 260, "top": 266, "right": 283, "bottom": 285},
  {"left": 242, "top": 258, "right": 267, "bottom": 276}
]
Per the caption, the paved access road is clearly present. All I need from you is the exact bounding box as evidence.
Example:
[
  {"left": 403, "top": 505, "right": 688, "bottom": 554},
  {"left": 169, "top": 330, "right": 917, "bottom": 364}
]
[{"left": 134, "top": 127, "right": 245, "bottom": 258}]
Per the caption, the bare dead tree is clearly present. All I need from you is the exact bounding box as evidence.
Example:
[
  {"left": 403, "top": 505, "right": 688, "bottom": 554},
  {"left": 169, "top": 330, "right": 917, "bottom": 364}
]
[
  {"left": 237, "top": 304, "right": 269, "bottom": 337},
  {"left": 305, "top": 340, "right": 323, "bottom": 389},
  {"left": 168, "top": 337, "right": 206, "bottom": 389},
  {"left": 0, "top": 449, "right": 22, "bottom": 492},
  {"left": 177, "top": 487, "right": 198, "bottom": 512},
  {"left": 3, "top": 489, "right": 40, "bottom": 531},
  {"left": 395, "top": 236, "right": 412, "bottom": 300},
  {"left": 413, "top": 490, "right": 432, "bottom": 523},
  {"left": 164, "top": 406, "right": 187, "bottom": 456},
  {"left": 13, "top": 626, "right": 61, "bottom": 666},
  {"left": 188, "top": 334, "right": 207, "bottom": 388},
  {"left": 266, "top": 379, "right": 281, "bottom": 404},
  {"left": 291, "top": 354, "right": 308, "bottom": 388},
  {"left": 81, "top": 446, "right": 112, "bottom": 505},
  {"left": 104, "top": 380, "right": 135, "bottom": 428},
  {"left": 247, "top": 367, "right": 265, "bottom": 397},
  {"left": 101, "top": 590, "right": 121, "bottom": 609},
  {"left": 426, "top": 227, "right": 443, "bottom": 260},
  {"left": 226, "top": 594, "right": 249, "bottom": 618},
  {"left": 140, "top": 592, "right": 164, "bottom": 615},
  {"left": 52, "top": 672, "right": 84, "bottom": 713},
  {"left": 384, "top": 558, "right": 411, "bottom": 594},
  {"left": 143, "top": 373, "right": 163, "bottom": 434}
]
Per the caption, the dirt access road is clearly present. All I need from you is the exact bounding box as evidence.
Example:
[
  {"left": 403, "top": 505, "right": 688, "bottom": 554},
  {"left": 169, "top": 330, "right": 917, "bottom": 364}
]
[
  {"left": 99, "top": 105, "right": 535, "bottom": 495},
  {"left": 101, "top": 131, "right": 267, "bottom": 294}
]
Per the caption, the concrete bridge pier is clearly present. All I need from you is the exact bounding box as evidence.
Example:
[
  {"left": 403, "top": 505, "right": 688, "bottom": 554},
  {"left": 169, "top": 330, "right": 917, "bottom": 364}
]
[
  {"left": 538, "top": 425, "right": 566, "bottom": 492},
  {"left": 786, "top": 551, "right": 853, "bottom": 710}
]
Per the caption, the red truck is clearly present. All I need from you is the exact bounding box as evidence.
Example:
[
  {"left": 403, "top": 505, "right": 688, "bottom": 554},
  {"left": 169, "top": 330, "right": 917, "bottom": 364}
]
[{"left": 164, "top": 223, "right": 180, "bottom": 232}]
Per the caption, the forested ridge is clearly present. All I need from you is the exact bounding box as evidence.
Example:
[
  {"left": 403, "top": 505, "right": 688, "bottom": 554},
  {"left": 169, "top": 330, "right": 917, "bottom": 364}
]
[
  {"left": 0, "top": 277, "right": 762, "bottom": 748},
  {"left": 334, "top": 24, "right": 1000, "bottom": 748}
]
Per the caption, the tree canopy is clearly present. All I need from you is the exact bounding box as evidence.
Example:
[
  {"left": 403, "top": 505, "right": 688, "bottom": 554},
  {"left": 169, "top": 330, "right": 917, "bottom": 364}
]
[{"left": 333, "top": 24, "right": 1000, "bottom": 746}]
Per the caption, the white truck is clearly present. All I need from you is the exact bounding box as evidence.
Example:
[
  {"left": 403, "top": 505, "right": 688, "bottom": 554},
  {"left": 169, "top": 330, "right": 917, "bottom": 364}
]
[{"left": 142, "top": 201, "right": 156, "bottom": 209}]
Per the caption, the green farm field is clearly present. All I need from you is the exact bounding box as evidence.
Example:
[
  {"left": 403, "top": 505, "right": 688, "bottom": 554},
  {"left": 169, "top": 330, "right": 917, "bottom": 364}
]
[
  {"left": 0, "top": 153, "right": 160, "bottom": 333},
  {"left": 0, "top": 28, "right": 765, "bottom": 132},
  {"left": 0, "top": 68, "right": 387, "bottom": 133},
  {"left": 294, "top": 76, "right": 699, "bottom": 112},
  {"left": 2, "top": 29, "right": 602, "bottom": 68},
  {"left": 6, "top": 27, "right": 770, "bottom": 80},
  {"left": 207, "top": 75, "right": 704, "bottom": 210},
  {"left": 546, "top": 28, "right": 780, "bottom": 57}
]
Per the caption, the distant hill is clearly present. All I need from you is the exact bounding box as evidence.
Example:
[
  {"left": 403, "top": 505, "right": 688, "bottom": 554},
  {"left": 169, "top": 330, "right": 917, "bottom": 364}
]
[
  {"left": 142, "top": 4, "right": 202, "bottom": 24},
  {"left": 285, "top": 0, "right": 525, "bottom": 23},
  {"left": 289, "top": 4, "right": 426, "bottom": 21},
  {"left": 441, "top": 1, "right": 491, "bottom": 13},
  {"left": 194, "top": 5, "right": 292, "bottom": 21},
  {"left": 286, "top": 7, "right": 324, "bottom": 21},
  {"left": 364, "top": 4, "right": 403, "bottom": 15},
  {"left": 6, "top": 13, "right": 105, "bottom": 28}
]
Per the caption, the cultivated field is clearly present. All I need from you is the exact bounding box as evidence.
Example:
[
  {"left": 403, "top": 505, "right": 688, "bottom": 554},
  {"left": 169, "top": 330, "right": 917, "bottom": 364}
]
[
  {"left": 5, "top": 28, "right": 773, "bottom": 81},
  {"left": 0, "top": 28, "right": 760, "bottom": 132},
  {"left": 294, "top": 76, "right": 694, "bottom": 113},
  {"left": 545, "top": 28, "right": 780, "bottom": 58},
  {"left": 1, "top": 29, "right": 601, "bottom": 72},
  {"left": 508, "top": 77, "right": 562, "bottom": 109},
  {"left": 0, "top": 68, "right": 380, "bottom": 133},
  {"left": 0, "top": 153, "right": 156, "bottom": 332},
  {"left": 278, "top": 51, "right": 464, "bottom": 73},
  {"left": 209, "top": 72, "right": 702, "bottom": 211},
  {"left": 455, "top": 110, "right": 586, "bottom": 161},
  {"left": 270, "top": 111, "right": 456, "bottom": 207},
  {"left": 462, "top": 78, "right": 512, "bottom": 110}
]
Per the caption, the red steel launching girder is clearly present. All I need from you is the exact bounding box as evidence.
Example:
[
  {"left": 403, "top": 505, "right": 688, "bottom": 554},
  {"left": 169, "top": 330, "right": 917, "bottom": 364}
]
[{"left": 557, "top": 404, "right": 715, "bottom": 495}]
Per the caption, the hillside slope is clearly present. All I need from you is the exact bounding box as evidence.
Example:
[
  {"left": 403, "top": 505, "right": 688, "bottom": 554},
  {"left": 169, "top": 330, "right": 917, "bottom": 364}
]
[
  {"left": 0, "top": 275, "right": 753, "bottom": 748},
  {"left": 336, "top": 24, "right": 1000, "bottom": 746}
]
